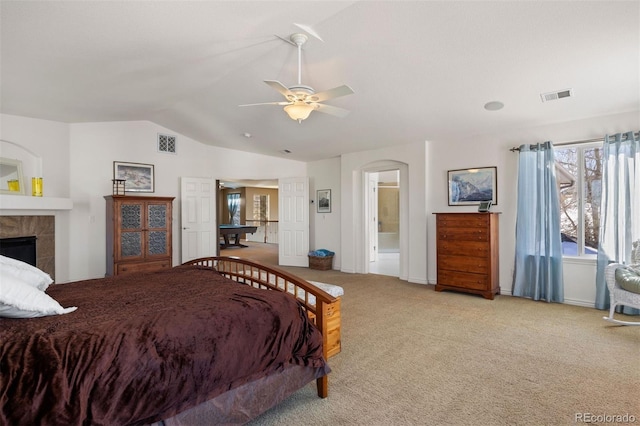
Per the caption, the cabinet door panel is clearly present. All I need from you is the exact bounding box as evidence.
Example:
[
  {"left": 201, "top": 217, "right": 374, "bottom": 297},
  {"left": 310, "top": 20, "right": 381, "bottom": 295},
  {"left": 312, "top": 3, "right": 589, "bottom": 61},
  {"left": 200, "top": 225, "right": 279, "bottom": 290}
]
[
  {"left": 148, "top": 230, "right": 168, "bottom": 256},
  {"left": 147, "top": 204, "right": 167, "bottom": 228},
  {"left": 120, "top": 204, "right": 142, "bottom": 229},
  {"left": 120, "top": 231, "right": 143, "bottom": 257}
]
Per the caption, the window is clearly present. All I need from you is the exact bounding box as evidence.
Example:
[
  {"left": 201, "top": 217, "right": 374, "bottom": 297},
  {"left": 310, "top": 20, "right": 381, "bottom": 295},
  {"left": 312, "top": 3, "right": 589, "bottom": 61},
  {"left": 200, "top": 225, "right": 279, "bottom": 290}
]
[
  {"left": 252, "top": 195, "right": 269, "bottom": 222},
  {"left": 555, "top": 143, "right": 603, "bottom": 257},
  {"left": 227, "top": 193, "right": 240, "bottom": 225}
]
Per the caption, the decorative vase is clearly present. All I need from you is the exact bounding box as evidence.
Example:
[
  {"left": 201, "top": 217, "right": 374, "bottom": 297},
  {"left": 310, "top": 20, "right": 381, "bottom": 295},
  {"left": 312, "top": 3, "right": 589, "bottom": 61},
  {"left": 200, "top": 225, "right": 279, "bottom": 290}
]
[
  {"left": 7, "top": 179, "right": 20, "bottom": 192},
  {"left": 32, "top": 177, "right": 43, "bottom": 197}
]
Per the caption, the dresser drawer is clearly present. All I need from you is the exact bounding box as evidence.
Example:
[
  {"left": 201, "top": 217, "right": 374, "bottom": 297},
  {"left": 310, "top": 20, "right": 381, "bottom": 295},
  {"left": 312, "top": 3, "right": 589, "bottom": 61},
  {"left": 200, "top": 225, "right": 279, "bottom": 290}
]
[
  {"left": 437, "top": 270, "right": 489, "bottom": 291},
  {"left": 437, "top": 214, "right": 489, "bottom": 229},
  {"left": 117, "top": 260, "right": 171, "bottom": 275},
  {"left": 439, "top": 255, "right": 489, "bottom": 274},
  {"left": 438, "top": 227, "right": 489, "bottom": 241},
  {"left": 437, "top": 240, "right": 489, "bottom": 257}
]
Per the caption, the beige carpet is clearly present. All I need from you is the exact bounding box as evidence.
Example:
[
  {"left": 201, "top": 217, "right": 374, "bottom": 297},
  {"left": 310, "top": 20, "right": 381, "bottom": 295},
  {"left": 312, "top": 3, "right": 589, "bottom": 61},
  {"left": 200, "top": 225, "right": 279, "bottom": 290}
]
[{"left": 225, "top": 243, "right": 640, "bottom": 425}]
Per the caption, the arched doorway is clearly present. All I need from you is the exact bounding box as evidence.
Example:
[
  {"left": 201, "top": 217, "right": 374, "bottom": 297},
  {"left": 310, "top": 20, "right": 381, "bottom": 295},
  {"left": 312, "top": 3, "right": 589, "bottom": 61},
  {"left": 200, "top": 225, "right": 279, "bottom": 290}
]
[{"left": 360, "top": 161, "right": 409, "bottom": 280}]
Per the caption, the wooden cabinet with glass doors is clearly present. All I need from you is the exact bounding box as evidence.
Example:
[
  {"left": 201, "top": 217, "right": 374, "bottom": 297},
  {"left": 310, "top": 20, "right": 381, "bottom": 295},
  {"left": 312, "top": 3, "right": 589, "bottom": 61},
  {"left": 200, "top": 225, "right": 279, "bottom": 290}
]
[{"left": 105, "top": 195, "right": 174, "bottom": 276}]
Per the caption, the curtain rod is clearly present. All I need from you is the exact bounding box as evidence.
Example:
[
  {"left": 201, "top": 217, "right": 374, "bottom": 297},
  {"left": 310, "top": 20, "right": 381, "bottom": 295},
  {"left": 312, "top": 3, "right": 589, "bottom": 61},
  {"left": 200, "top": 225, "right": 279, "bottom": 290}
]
[{"left": 509, "top": 132, "right": 639, "bottom": 152}]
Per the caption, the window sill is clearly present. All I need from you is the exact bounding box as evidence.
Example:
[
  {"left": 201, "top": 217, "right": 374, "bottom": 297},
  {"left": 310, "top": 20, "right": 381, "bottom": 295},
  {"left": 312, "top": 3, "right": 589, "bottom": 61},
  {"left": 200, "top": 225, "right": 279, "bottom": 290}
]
[{"left": 562, "top": 255, "right": 597, "bottom": 266}]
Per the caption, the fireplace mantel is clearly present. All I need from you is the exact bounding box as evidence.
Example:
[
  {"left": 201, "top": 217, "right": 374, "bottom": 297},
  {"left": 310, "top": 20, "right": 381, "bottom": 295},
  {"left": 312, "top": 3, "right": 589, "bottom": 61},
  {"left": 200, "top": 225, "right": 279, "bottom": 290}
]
[{"left": 0, "top": 194, "right": 72, "bottom": 212}]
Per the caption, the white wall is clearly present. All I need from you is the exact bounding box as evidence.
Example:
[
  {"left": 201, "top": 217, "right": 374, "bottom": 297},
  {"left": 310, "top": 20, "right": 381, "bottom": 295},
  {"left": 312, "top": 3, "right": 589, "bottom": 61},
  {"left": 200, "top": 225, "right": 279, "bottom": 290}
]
[
  {"left": 308, "top": 157, "right": 341, "bottom": 269},
  {"left": 426, "top": 111, "right": 640, "bottom": 306},
  {"left": 68, "top": 120, "right": 307, "bottom": 281},
  {"left": 340, "top": 141, "right": 427, "bottom": 284},
  {"left": 1, "top": 115, "right": 307, "bottom": 282},
  {"left": 1, "top": 113, "right": 72, "bottom": 280},
  {"left": 321, "top": 110, "right": 637, "bottom": 308},
  {"left": 0, "top": 114, "right": 71, "bottom": 197},
  {"left": 3, "top": 110, "right": 638, "bottom": 308}
]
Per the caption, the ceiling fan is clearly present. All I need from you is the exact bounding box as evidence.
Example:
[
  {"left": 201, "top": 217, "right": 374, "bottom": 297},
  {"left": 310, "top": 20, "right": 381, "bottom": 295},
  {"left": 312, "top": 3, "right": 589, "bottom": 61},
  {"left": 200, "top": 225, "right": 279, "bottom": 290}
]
[{"left": 239, "top": 33, "right": 354, "bottom": 123}]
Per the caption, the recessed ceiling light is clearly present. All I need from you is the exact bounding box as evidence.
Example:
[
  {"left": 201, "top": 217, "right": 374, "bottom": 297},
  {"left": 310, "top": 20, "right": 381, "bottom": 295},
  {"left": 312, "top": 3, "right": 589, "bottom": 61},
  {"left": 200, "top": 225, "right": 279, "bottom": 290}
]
[
  {"left": 243, "top": 132, "right": 252, "bottom": 138},
  {"left": 484, "top": 101, "right": 504, "bottom": 111}
]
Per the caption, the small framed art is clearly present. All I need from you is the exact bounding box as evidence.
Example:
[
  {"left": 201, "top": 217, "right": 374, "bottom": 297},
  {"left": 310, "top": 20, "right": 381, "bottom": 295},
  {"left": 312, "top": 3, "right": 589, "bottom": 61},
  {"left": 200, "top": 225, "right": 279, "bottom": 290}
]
[
  {"left": 317, "top": 189, "right": 331, "bottom": 213},
  {"left": 448, "top": 166, "right": 497, "bottom": 206},
  {"left": 113, "top": 161, "right": 155, "bottom": 193}
]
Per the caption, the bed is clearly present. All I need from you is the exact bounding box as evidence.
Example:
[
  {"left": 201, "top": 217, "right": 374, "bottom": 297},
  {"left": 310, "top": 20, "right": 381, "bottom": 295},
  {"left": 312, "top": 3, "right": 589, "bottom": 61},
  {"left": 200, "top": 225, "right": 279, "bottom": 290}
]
[{"left": 0, "top": 256, "right": 338, "bottom": 425}]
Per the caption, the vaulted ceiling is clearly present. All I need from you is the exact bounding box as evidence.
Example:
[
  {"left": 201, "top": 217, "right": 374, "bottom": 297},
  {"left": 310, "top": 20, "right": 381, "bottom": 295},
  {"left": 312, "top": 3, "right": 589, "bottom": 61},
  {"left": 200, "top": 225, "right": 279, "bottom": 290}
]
[{"left": 2, "top": 1, "right": 638, "bottom": 162}]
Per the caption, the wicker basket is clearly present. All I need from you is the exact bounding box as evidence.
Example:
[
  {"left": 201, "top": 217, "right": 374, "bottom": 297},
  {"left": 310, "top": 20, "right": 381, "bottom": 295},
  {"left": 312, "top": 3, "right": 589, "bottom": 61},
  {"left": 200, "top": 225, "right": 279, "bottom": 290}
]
[{"left": 308, "top": 255, "right": 333, "bottom": 270}]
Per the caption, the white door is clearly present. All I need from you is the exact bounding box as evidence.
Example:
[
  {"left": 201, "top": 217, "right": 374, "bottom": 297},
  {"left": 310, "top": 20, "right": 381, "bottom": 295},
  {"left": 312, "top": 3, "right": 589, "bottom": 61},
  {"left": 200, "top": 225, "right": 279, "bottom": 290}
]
[
  {"left": 181, "top": 177, "right": 217, "bottom": 263},
  {"left": 369, "top": 175, "right": 378, "bottom": 262},
  {"left": 278, "top": 177, "right": 309, "bottom": 267}
]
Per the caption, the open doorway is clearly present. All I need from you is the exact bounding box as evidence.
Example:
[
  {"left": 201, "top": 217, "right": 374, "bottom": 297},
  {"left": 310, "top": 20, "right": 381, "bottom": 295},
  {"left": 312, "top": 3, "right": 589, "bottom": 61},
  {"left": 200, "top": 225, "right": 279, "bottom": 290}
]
[
  {"left": 217, "top": 179, "right": 279, "bottom": 260},
  {"left": 367, "top": 169, "right": 400, "bottom": 277}
]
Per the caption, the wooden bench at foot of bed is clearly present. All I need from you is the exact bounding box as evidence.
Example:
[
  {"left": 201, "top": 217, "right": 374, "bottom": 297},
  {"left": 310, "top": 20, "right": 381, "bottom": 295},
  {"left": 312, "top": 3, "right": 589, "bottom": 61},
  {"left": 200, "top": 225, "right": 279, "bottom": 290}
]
[
  {"left": 181, "top": 256, "right": 341, "bottom": 397},
  {"left": 307, "top": 280, "right": 343, "bottom": 358}
]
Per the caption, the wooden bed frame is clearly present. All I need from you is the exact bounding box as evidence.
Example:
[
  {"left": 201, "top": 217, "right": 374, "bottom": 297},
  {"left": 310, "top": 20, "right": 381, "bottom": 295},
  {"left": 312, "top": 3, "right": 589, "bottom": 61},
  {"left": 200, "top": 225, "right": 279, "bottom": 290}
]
[{"left": 182, "top": 256, "right": 340, "bottom": 398}]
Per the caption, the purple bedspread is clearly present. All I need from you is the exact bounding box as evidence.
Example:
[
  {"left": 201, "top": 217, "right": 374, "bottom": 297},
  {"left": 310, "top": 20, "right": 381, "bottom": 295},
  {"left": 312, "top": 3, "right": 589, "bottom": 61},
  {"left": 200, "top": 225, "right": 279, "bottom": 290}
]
[{"left": 0, "top": 265, "right": 328, "bottom": 425}]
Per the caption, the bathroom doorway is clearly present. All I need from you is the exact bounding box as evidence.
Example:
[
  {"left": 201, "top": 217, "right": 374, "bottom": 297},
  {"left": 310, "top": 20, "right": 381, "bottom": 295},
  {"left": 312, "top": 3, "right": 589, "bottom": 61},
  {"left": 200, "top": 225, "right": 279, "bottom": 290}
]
[{"left": 369, "top": 169, "right": 400, "bottom": 277}]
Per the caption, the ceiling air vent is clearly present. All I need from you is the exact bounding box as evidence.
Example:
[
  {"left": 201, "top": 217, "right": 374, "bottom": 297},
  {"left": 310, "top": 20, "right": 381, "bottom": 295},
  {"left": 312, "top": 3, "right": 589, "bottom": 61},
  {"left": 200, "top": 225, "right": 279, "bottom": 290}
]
[
  {"left": 540, "top": 89, "right": 573, "bottom": 103},
  {"left": 158, "top": 133, "right": 176, "bottom": 154}
]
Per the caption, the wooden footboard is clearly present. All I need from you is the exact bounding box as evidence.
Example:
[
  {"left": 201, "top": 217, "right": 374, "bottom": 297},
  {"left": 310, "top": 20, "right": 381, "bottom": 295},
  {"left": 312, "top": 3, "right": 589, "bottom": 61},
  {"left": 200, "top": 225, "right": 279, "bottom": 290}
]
[{"left": 181, "top": 256, "right": 338, "bottom": 398}]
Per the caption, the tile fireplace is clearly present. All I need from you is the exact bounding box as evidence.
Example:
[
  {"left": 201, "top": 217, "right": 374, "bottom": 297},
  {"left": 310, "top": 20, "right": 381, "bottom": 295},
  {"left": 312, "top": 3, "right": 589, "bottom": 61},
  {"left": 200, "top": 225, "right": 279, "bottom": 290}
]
[{"left": 0, "top": 216, "right": 55, "bottom": 279}]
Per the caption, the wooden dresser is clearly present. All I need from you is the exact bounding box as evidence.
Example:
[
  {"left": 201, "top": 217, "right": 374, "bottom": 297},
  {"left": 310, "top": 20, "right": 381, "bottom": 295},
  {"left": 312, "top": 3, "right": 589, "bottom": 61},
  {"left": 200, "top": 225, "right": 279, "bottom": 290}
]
[
  {"left": 434, "top": 212, "right": 500, "bottom": 300},
  {"left": 105, "top": 195, "right": 174, "bottom": 276}
]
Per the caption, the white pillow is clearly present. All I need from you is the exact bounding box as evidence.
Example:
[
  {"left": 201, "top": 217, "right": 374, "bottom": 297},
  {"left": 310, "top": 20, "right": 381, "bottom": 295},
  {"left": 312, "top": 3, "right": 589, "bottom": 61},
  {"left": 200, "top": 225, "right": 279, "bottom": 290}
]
[
  {"left": 0, "top": 270, "right": 77, "bottom": 318},
  {"left": 0, "top": 254, "right": 53, "bottom": 291}
]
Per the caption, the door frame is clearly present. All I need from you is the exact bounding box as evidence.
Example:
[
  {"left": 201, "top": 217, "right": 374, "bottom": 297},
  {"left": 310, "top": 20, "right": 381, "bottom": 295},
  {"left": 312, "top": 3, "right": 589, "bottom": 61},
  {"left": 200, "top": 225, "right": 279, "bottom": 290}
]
[{"left": 361, "top": 161, "right": 408, "bottom": 279}]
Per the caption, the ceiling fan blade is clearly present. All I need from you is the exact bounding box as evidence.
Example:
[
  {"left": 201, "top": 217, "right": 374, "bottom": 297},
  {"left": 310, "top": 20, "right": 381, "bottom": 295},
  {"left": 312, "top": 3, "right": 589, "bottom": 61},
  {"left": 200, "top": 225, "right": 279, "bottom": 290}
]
[
  {"left": 239, "top": 101, "right": 290, "bottom": 107},
  {"left": 293, "top": 23, "right": 324, "bottom": 42},
  {"left": 309, "top": 85, "right": 354, "bottom": 102},
  {"left": 314, "top": 103, "right": 351, "bottom": 118},
  {"left": 264, "top": 80, "right": 294, "bottom": 99},
  {"left": 275, "top": 34, "right": 297, "bottom": 46}
]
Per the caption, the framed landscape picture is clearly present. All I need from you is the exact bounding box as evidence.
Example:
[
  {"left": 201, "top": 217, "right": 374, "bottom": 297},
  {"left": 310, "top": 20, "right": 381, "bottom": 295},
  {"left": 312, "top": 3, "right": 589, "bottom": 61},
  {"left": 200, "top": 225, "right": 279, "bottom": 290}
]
[
  {"left": 317, "top": 189, "right": 331, "bottom": 213},
  {"left": 448, "top": 166, "right": 497, "bottom": 206},
  {"left": 113, "top": 161, "right": 154, "bottom": 193}
]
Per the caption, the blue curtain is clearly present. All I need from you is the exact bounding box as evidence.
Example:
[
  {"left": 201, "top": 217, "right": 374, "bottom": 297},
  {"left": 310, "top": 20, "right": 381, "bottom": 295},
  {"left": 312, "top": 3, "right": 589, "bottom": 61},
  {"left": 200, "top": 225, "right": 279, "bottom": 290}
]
[
  {"left": 512, "top": 142, "right": 564, "bottom": 302},
  {"left": 595, "top": 131, "right": 640, "bottom": 314}
]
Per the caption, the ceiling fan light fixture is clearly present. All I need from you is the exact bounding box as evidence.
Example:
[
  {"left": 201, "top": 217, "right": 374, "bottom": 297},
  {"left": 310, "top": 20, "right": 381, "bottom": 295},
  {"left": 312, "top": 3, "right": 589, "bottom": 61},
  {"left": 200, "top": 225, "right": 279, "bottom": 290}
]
[{"left": 284, "top": 103, "right": 315, "bottom": 122}]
